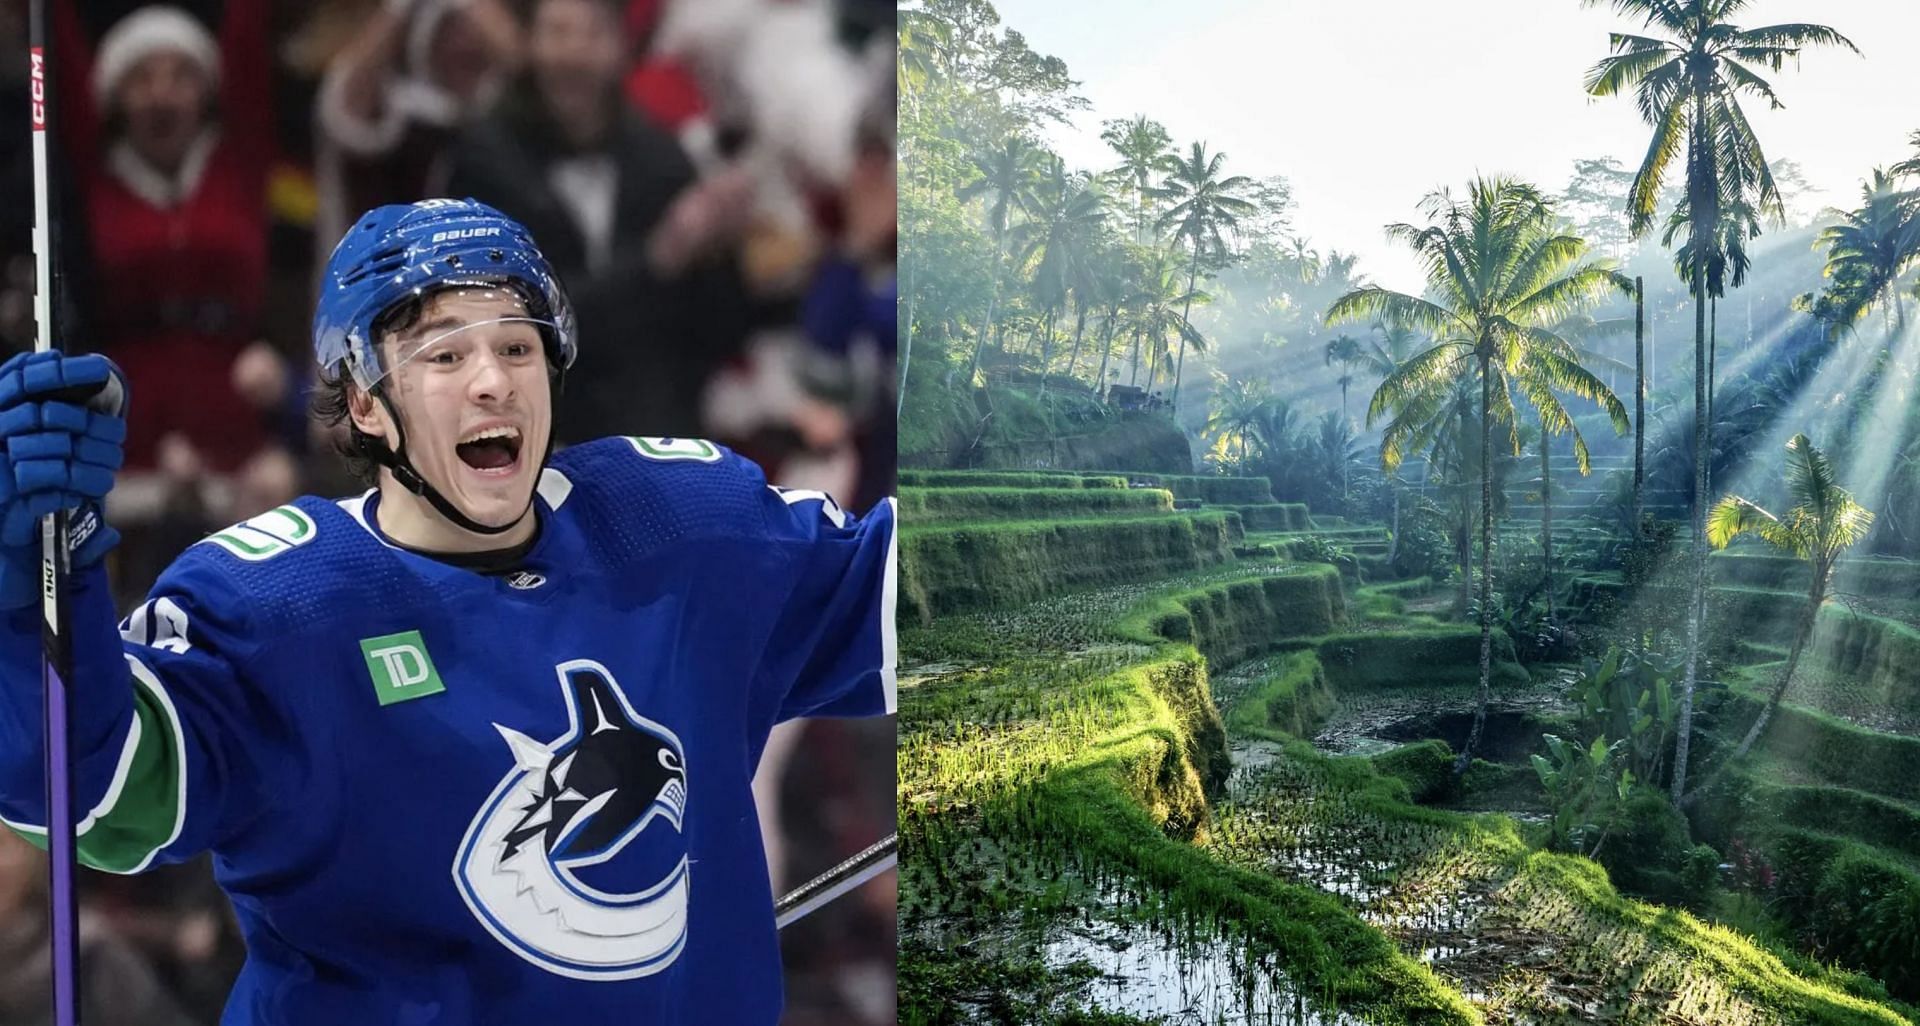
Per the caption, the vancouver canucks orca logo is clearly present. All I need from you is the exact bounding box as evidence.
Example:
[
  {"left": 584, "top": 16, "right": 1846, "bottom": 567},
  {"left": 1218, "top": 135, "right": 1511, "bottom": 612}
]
[{"left": 453, "top": 659, "right": 690, "bottom": 980}]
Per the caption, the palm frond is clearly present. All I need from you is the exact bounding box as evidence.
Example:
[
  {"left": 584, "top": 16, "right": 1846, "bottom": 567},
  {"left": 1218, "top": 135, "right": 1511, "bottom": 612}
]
[
  {"left": 1707, "top": 495, "right": 1794, "bottom": 551},
  {"left": 1628, "top": 89, "right": 1687, "bottom": 234},
  {"left": 1732, "top": 23, "right": 1860, "bottom": 56},
  {"left": 1327, "top": 288, "right": 1462, "bottom": 340}
]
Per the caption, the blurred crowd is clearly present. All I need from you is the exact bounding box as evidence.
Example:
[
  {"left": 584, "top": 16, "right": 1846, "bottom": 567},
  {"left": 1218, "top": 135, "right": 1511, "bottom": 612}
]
[{"left": 0, "top": 0, "right": 897, "bottom": 1022}]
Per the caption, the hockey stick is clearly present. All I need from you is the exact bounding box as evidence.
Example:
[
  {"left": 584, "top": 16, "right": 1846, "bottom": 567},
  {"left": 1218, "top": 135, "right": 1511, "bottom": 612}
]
[
  {"left": 773, "top": 831, "right": 896, "bottom": 930},
  {"left": 27, "top": 2, "right": 82, "bottom": 1023}
]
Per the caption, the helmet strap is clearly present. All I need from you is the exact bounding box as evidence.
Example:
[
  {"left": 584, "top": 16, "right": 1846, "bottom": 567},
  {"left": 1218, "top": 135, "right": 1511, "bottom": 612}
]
[{"left": 358, "top": 386, "right": 534, "bottom": 538}]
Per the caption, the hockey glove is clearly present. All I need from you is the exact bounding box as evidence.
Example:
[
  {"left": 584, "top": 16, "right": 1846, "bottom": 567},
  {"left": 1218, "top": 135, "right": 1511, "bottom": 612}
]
[{"left": 0, "top": 351, "right": 128, "bottom": 609}]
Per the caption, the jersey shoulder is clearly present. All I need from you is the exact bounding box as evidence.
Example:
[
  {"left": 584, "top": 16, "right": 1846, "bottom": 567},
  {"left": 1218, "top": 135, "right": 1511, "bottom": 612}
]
[
  {"left": 160, "top": 494, "right": 437, "bottom": 637},
  {"left": 547, "top": 436, "right": 778, "bottom": 555}
]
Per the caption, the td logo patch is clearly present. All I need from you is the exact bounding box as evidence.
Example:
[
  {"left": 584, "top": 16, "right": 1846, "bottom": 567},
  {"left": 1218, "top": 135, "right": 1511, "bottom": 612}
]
[
  {"left": 453, "top": 659, "right": 690, "bottom": 980},
  {"left": 360, "top": 631, "right": 446, "bottom": 705}
]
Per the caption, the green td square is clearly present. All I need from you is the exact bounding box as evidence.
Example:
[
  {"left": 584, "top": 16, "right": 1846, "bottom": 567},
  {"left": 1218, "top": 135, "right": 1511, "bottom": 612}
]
[{"left": 360, "top": 630, "right": 446, "bottom": 706}]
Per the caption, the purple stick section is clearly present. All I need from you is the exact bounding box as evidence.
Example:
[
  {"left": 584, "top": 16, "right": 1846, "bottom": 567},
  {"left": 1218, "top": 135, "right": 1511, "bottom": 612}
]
[{"left": 44, "top": 659, "right": 79, "bottom": 1026}]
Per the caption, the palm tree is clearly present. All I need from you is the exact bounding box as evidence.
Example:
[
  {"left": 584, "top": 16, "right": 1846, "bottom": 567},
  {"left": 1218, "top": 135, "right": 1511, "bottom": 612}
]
[
  {"left": 1687, "top": 435, "right": 1873, "bottom": 800},
  {"left": 1247, "top": 397, "right": 1305, "bottom": 470},
  {"left": 1156, "top": 142, "right": 1257, "bottom": 412},
  {"left": 896, "top": 11, "right": 949, "bottom": 113},
  {"left": 1329, "top": 177, "right": 1627, "bottom": 776},
  {"left": 1312, "top": 411, "right": 1363, "bottom": 512},
  {"left": 1100, "top": 115, "right": 1175, "bottom": 245},
  {"left": 1583, "top": 0, "right": 1856, "bottom": 803},
  {"left": 1282, "top": 234, "right": 1321, "bottom": 283},
  {"left": 1128, "top": 249, "right": 1208, "bottom": 397},
  {"left": 1631, "top": 276, "right": 1646, "bottom": 534},
  {"left": 1324, "top": 320, "right": 1426, "bottom": 560},
  {"left": 1015, "top": 158, "right": 1107, "bottom": 391},
  {"left": 1063, "top": 227, "right": 1121, "bottom": 385},
  {"left": 1803, "top": 169, "right": 1920, "bottom": 335},
  {"left": 1891, "top": 130, "right": 1920, "bottom": 181},
  {"left": 1205, "top": 373, "right": 1273, "bottom": 466},
  {"left": 956, "top": 136, "right": 1044, "bottom": 387},
  {"left": 1665, "top": 186, "right": 1759, "bottom": 487},
  {"left": 1324, "top": 335, "right": 1363, "bottom": 419},
  {"left": 1090, "top": 243, "right": 1143, "bottom": 395}
]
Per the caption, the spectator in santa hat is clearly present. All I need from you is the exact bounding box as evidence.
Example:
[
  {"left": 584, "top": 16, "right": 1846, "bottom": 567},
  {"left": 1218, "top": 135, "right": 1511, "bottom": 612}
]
[
  {"left": 52, "top": 1, "right": 293, "bottom": 495},
  {"left": 622, "top": 0, "right": 718, "bottom": 170}
]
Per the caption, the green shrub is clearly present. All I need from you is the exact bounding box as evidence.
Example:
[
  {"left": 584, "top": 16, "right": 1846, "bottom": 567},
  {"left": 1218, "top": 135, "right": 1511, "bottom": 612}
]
[
  {"left": 1597, "top": 792, "right": 1697, "bottom": 907},
  {"left": 1372, "top": 740, "right": 1456, "bottom": 803},
  {"left": 1390, "top": 502, "right": 1455, "bottom": 581},
  {"left": 1809, "top": 852, "right": 1920, "bottom": 1000}
]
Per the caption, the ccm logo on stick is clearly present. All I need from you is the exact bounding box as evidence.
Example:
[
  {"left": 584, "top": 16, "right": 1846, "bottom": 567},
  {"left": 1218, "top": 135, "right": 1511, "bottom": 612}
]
[
  {"left": 431, "top": 228, "right": 502, "bottom": 244},
  {"left": 30, "top": 49, "right": 44, "bottom": 130}
]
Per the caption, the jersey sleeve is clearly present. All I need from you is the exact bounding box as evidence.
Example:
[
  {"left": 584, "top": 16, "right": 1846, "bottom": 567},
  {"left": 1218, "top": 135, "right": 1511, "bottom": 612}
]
[
  {"left": 0, "top": 558, "right": 285, "bottom": 873},
  {"left": 753, "top": 481, "right": 897, "bottom": 723}
]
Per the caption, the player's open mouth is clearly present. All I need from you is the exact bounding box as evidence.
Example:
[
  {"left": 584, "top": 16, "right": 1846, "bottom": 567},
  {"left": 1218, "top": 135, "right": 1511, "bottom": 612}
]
[{"left": 456, "top": 425, "right": 523, "bottom": 474}]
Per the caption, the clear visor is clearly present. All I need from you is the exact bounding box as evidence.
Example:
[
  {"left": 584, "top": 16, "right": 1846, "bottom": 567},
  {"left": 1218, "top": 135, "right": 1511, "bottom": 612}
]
[{"left": 351, "top": 286, "right": 557, "bottom": 392}]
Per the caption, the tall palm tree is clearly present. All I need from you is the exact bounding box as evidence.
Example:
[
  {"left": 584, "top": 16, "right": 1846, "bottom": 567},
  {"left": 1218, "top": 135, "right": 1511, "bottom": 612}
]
[
  {"left": 1016, "top": 158, "right": 1107, "bottom": 391},
  {"left": 1665, "top": 186, "right": 1759, "bottom": 497},
  {"left": 1583, "top": 0, "right": 1856, "bottom": 802},
  {"left": 1100, "top": 115, "right": 1176, "bottom": 245},
  {"left": 1063, "top": 225, "right": 1120, "bottom": 385},
  {"left": 1156, "top": 142, "right": 1257, "bottom": 413},
  {"left": 1128, "top": 248, "right": 1208, "bottom": 397},
  {"left": 1633, "top": 275, "right": 1645, "bottom": 534},
  {"left": 1324, "top": 334, "right": 1363, "bottom": 419},
  {"left": 1090, "top": 243, "right": 1143, "bottom": 395},
  {"left": 1329, "top": 177, "right": 1627, "bottom": 776},
  {"left": 1803, "top": 169, "right": 1920, "bottom": 335},
  {"left": 1689, "top": 435, "right": 1873, "bottom": 800},
  {"left": 956, "top": 136, "right": 1044, "bottom": 387}
]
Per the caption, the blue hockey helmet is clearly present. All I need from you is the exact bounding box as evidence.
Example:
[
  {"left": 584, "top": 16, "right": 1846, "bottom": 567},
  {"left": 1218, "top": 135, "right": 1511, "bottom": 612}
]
[{"left": 313, "top": 199, "right": 578, "bottom": 392}]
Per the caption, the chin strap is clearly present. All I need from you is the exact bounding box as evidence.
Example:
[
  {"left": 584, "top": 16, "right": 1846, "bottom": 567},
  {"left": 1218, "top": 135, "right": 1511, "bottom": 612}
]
[{"left": 357, "top": 387, "right": 532, "bottom": 537}]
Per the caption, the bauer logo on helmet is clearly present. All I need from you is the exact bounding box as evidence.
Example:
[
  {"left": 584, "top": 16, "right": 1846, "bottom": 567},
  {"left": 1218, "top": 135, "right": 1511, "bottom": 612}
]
[{"left": 430, "top": 227, "right": 505, "bottom": 245}]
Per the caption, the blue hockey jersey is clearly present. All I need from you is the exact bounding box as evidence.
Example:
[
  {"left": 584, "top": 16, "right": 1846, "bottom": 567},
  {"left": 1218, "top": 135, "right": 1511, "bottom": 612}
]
[{"left": 0, "top": 437, "right": 897, "bottom": 1025}]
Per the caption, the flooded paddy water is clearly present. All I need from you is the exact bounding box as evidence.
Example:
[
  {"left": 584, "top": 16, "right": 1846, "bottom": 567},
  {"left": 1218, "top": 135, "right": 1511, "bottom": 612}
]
[{"left": 1210, "top": 656, "right": 1793, "bottom": 1025}]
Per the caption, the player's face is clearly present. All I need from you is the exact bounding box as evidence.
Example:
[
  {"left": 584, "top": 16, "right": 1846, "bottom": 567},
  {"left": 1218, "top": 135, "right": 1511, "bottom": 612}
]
[
  {"left": 365, "top": 289, "right": 553, "bottom": 532},
  {"left": 115, "top": 51, "right": 213, "bottom": 175}
]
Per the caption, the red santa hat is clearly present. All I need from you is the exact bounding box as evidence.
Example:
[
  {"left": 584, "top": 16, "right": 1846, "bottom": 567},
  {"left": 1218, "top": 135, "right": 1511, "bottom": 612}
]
[{"left": 91, "top": 5, "right": 221, "bottom": 107}]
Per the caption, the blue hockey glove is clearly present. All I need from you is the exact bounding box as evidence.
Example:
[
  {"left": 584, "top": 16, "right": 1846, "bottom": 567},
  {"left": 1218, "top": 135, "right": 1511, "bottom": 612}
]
[{"left": 0, "top": 350, "right": 128, "bottom": 609}]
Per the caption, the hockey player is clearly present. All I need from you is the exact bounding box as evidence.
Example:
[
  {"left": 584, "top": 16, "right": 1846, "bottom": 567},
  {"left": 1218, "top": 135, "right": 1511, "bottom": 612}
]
[{"left": 0, "top": 198, "right": 896, "bottom": 1024}]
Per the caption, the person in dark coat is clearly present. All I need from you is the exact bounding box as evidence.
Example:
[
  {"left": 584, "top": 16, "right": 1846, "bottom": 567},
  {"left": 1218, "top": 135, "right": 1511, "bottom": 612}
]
[{"left": 439, "top": 0, "right": 751, "bottom": 444}]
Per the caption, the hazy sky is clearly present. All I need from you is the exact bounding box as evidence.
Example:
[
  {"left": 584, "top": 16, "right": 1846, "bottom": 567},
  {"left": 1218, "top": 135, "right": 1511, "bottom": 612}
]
[{"left": 989, "top": 0, "right": 1919, "bottom": 294}]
